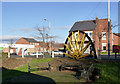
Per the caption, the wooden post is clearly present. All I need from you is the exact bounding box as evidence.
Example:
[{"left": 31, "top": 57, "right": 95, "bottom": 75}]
[
  {"left": 48, "top": 62, "right": 51, "bottom": 71},
  {"left": 28, "top": 63, "right": 30, "bottom": 73}
]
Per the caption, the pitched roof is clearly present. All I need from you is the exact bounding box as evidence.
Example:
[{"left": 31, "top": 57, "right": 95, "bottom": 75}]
[
  {"left": 113, "top": 33, "right": 120, "bottom": 37},
  {"left": 69, "top": 20, "right": 97, "bottom": 32},
  {"left": 22, "top": 37, "right": 38, "bottom": 43},
  {"left": 54, "top": 43, "right": 64, "bottom": 48}
]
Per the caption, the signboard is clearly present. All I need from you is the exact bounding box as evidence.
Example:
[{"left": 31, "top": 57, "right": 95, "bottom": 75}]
[
  {"left": 0, "top": 47, "right": 3, "bottom": 50},
  {"left": 113, "top": 45, "right": 120, "bottom": 53}
]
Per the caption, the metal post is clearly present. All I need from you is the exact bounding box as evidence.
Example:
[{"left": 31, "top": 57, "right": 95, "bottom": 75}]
[
  {"left": 44, "top": 18, "right": 51, "bottom": 55},
  {"left": 49, "top": 22, "right": 51, "bottom": 55},
  {"left": 43, "top": 27, "right": 45, "bottom": 58},
  {"left": 108, "top": 0, "right": 110, "bottom": 59}
]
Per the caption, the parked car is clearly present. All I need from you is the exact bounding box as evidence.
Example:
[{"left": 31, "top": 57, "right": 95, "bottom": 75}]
[
  {"left": 54, "top": 51, "right": 59, "bottom": 55},
  {"left": 31, "top": 52, "right": 43, "bottom": 56},
  {"left": 53, "top": 51, "right": 63, "bottom": 55},
  {"left": 58, "top": 51, "right": 63, "bottom": 55},
  {"left": 10, "top": 53, "right": 17, "bottom": 55}
]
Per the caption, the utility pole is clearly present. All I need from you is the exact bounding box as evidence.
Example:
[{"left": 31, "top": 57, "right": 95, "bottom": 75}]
[
  {"left": 43, "top": 26, "right": 45, "bottom": 58},
  {"left": 108, "top": 0, "right": 110, "bottom": 59},
  {"left": 44, "top": 18, "right": 51, "bottom": 55},
  {"left": 49, "top": 22, "right": 51, "bottom": 55}
]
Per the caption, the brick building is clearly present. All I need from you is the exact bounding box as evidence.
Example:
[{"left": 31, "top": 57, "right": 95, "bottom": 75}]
[
  {"left": 112, "top": 33, "right": 120, "bottom": 45},
  {"left": 0, "top": 43, "right": 34, "bottom": 56},
  {"left": 16, "top": 37, "right": 64, "bottom": 54},
  {"left": 69, "top": 17, "right": 112, "bottom": 53},
  {"left": 16, "top": 37, "right": 40, "bottom": 54}
]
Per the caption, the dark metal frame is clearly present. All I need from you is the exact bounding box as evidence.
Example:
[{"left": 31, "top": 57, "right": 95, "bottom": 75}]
[{"left": 63, "top": 30, "right": 97, "bottom": 59}]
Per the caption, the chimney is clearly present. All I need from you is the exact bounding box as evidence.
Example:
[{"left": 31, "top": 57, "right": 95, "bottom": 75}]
[{"left": 95, "top": 17, "right": 99, "bottom": 24}]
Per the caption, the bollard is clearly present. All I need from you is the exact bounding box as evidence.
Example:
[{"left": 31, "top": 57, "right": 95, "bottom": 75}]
[
  {"left": 8, "top": 52, "right": 10, "bottom": 58},
  {"left": 22, "top": 48, "right": 24, "bottom": 58},
  {"left": 36, "top": 51, "right": 38, "bottom": 58},
  {"left": 52, "top": 51, "right": 54, "bottom": 58}
]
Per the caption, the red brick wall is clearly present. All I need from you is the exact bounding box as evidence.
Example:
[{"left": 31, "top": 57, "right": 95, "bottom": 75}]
[
  {"left": 113, "top": 34, "right": 120, "bottom": 45},
  {"left": 94, "top": 18, "right": 112, "bottom": 52}
]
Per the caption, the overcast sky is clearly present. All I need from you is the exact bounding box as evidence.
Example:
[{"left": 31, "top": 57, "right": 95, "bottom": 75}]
[{"left": 2, "top": 2, "right": 119, "bottom": 43}]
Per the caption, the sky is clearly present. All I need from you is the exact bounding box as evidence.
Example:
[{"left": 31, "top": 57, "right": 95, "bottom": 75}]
[{"left": 2, "top": 2, "right": 119, "bottom": 43}]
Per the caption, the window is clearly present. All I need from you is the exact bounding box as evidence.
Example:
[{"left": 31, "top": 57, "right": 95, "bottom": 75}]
[
  {"left": 72, "top": 32, "right": 76, "bottom": 41},
  {"left": 41, "top": 48, "right": 43, "bottom": 50},
  {"left": 38, "top": 48, "right": 39, "bottom": 50},
  {"left": 102, "top": 32, "right": 106, "bottom": 40},
  {"left": 89, "top": 32, "right": 92, "bottom": 38},
  {"left": 102, "top": 43, "right": 106, "bottom": 51},
  {"left": 86, "top": 33, "right": 88, "bottom": 35},
  {"left": 76, "top": 34, "right": 78, "bottom": 39},
  {"left": 84, "top": 31, "right": 93, "bottom": 40},
  {"left": 103, "top": 46, "right": 106, "bottom": 50}
]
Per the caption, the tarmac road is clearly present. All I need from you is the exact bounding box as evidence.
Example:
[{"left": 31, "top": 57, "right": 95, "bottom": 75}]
[
  {"left": 101, "top": 54, "right": 120, "bottom": 60},
  {"left": 9, "top": 54, "right": 120, "bottom": 60}
]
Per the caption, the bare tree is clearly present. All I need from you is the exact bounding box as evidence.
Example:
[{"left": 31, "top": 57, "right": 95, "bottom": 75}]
[
  {"left": 35, "top": 25, "right": 46, "bottom": 58},
  {"left": 35, "top": 24, "right": 62, "bottom": 58}
]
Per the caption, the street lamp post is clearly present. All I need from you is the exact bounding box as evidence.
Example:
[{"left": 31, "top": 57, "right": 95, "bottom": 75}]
[
  {"left": 44, "top": 18, "right": 51, "bottom": 55},
  {"left": 108, "top": 0, "right": 110, "bottom": 59}
]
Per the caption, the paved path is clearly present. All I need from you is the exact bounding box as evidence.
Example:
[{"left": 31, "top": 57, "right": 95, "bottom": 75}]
[{"left": 101, "top": 54, "right": 120, "bottom": 60}]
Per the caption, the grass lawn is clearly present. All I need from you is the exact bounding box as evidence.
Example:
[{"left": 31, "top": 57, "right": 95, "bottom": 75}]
[
  {"left": 32, "top": 71, "right": 81, "bottom": 82},
  {"left": 101, "top": 51, "right": 120, "bottom": 54},
  {"left": 2, "top": 57, "right": 54, "bottom": 82},
  {"left": 2, "top": 56, "right": 120, "bottom": 83},
  {"left": 15, "top": 58, "right": 54, "bottom": 72},
  {"left": 94, "top": 61, "right": 120, "bottom": 83}
]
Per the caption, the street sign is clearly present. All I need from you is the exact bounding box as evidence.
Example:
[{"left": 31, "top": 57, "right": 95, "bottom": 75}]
[{"left": 113, "top": 45, "right": 120, "bottom": 53}]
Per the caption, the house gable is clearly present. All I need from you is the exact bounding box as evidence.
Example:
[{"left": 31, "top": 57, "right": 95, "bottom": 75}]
[
  {"left": 16, "top": 38, "right": 30, "bottom": 44},
  {"left": 16, "top": 37, "right": 39, "bottom": 45}
]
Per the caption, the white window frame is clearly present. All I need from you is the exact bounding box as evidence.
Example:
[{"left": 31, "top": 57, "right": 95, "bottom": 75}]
[
  {"left": 41, "top": 48, "right": 43, "bottom": 50},
  {"left": 102, "top": 43, "right": 107, "bottom": 51},
  {"left": 72, "top": 32, "right": 77, "bottom": 41},
  {"left": 72, "top": 31, "right": 93, "bottom": 41},
  {"left": 75, "top": 33, "right": 78, "bottom": 39},
  {"left": 84, "top": 31, "right": 93, "bottom": 40},
  {"left": 102, "top": 32, "right": 106, "bottom": 40}
]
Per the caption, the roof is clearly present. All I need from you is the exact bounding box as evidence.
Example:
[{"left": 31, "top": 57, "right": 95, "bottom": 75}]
[
  {"left": 69, "top": 20, "right": 97, "bottom": 32},
  {"left": 22, "top": 37, "right": 38, "bottom": 43},
  {"left": 113, "top": 33, "right": 120, "bottom": 37},
  {"left": 38, "top": 41, "right": 53, "bottom": 47},
  {"left": 54, "top": 43, "right": 64, "bottom": 48}
]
